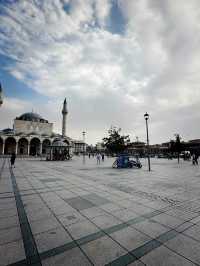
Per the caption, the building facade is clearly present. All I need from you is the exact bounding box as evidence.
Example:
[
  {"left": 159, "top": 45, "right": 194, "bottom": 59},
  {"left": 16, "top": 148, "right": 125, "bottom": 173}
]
[{"left": 0, "top": 99, "right": 84, "bottom": 156}]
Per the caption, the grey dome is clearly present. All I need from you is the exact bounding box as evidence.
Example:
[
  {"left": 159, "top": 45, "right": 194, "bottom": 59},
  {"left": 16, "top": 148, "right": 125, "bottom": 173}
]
[
  {"left": 2, "top": 128, "right": 14, "bottom": 134},
  {"left": 52, "top": 140, "right": 69, "bottom": 147},
  {"left": 16, "top": 112, "right": 48, "bottom": 123}
]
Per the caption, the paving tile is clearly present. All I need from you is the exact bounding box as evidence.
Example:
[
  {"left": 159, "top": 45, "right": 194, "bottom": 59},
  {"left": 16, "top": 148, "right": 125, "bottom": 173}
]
[
  {"left": 35, "top": 226, "right": 73, "bottom": 253},
  {"left": 58, "top": 211, "right": 86, "bottom": 226},
  {"left": 64, "top": 196, "right": 96, "bottom": 210},
  {"left": 110, "top": 226, "right": 151, "bottom": 251},
  {"left": 82, "top": 235, "right": 127, "bottom": 266},
  {"left": 100, "top": 203, "right": 123, "bottom": 212},
  {"left": 144, "top": 201, "right": 169, "bottom": 210},
  {"left": 31, "top": 217, "right": 60, "bottom": 235},
  {"left": 0, "top": 215, "right": 19, "bottom": 230},
  {"left": 166, "top": 209, "right": 198, "bottom": 221},
  {"left": 26, "top": 205, "right": 53, "bottom": 219},
  {"left": 0, "top": 201, "right": 17, "bottom": 211},
  {"left": 42, "top": 247, "right": 92, "bottom": 266},
  {"left": 165, "top": 234, "right": 200, "bottom": 265},
  {"left": 151, "top": 213, "right": 183, "bottom": 228},
  {"left": 141, "top": 245, "right": 196, "bottom": 266},
  {"left": 92, "top": 213, "right": 122, "bottom": 229},
  {"left": 0, "top": 226, "right": 22, "bottom": 245},
  {"left": 116, "top": 199, "right": 139, "bottom": 209},
  {"left": 128, "top": 260, "right": 146, "bottom": 266},
  {"left": 190, "top": 215, "right": 200, "bottom": 224},
  {"left": 0, "top": 208, "right": 18, "bottom": 219},
  {"left": 80, "top": 206, "right": 107, "bottom": 219},
  {"left": 175, "top": 221, "right": 194, "bottom": 233},
  {"left": 50, "top": 204, "right": 76, "bottom": 216},
  {"left": 56, "top": 191, "right": 77, "bottom": 199},
  {"left": 112, "top": 208, "right": 139, "bottom": 222},
  {"left": 129, "top": 204, "right": 155, "bottom": 215},
  {"left": 0, "top": 239, "right": 25, "bottom": 265},
  {"left": 132, "top": 219, "right": 169, "bottom": 238},
  {"left": 40, "top": 178, "right": 63, "bottom": 183},
  {"left": 67, "top": 219, "right": 99, "bottom": 239},
  {"left": 183, "top": 224, "right": 200, "bottom": 241},
  {"left": 82, "top": 193, "right": 110, "bottom": 206}
]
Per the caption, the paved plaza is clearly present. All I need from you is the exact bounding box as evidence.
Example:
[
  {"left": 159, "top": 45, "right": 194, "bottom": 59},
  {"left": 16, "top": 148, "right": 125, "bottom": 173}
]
[{"left": 1, "top": 157, "right": 200, "bottom": 265}]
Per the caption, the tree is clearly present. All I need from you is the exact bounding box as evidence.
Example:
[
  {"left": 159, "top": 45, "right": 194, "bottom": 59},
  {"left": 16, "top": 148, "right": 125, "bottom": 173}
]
[
  {"left": 102, "top": 126, "right": 130, "bottom": 155},
  {"left": 170, "top": 134, "right": 182, "bottom": 163}
]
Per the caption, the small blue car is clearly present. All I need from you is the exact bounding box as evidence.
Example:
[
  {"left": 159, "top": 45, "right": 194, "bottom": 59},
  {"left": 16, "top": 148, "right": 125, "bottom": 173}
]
[{"left": 112, "top": 155, "right": 142, "bottom": 169}]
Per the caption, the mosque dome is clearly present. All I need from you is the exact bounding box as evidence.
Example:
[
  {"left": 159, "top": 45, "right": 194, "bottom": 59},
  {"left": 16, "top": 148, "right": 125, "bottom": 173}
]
[
  {"left": 16, "top": 112, "right": 48, "bottom": 123},
  {"left": 2, "top": 128, "right": 14, "bottom": 134},
  {"left": 51, "top": 140, "right": 69, "bottom": 147}
]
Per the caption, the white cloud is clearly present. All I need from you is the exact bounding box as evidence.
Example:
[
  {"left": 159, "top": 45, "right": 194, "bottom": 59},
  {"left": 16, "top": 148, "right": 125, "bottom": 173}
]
[
  {"left": 0, "top": 98, "right": 30, "bottom": 130},
  {"left": 1, "top": 0, "right": 200, "bottom": 144}
]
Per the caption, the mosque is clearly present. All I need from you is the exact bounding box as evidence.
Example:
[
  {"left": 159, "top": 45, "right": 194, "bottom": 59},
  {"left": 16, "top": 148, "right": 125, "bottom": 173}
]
[{"left": 0, "top": 98, "right": 85, "bottom": 156}]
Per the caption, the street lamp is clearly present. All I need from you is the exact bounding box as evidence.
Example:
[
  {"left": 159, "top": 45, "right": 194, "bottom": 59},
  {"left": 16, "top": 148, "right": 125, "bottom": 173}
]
[
  {"left": 82, "top": 131, "right": 86, "bottom": 163},
  {"left": 144, "top": 112, "right": 151, "bottom": 171}
]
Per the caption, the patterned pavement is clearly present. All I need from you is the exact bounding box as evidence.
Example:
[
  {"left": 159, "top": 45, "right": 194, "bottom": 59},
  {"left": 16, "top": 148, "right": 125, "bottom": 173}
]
[{"left": 1, "top": 156, "right": 200, "bottom": 265}]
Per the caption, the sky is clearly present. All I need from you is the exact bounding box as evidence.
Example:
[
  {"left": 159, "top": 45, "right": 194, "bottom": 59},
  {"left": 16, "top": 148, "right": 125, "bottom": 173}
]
[{"left": 0, "top": 0, "right": 200, "bottom": 145}]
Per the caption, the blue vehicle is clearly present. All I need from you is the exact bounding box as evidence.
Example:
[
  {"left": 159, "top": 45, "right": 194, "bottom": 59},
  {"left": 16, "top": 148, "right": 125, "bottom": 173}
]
[{"left": 112, "top": 155, "right": 142, "bottom": 169}]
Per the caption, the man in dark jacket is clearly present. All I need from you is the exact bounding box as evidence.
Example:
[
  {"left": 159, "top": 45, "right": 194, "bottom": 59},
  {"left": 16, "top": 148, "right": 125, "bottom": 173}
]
[{"left": 10, "top": 153, "right": 16, "bottom": 168}]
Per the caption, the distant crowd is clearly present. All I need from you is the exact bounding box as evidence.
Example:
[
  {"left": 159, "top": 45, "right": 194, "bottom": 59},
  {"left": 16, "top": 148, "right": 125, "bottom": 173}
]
[{"left": 88, "top": 153, "right": 105, "bottom": 164}]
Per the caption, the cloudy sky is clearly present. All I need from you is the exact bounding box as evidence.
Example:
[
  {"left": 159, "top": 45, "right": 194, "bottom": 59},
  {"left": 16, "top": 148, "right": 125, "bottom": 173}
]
[{"left": 0, "top": 0, "right": 200, "bottom": 144}]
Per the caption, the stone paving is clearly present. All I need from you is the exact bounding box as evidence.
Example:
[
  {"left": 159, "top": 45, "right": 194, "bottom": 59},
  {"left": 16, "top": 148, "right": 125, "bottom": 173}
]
[{"left": 1, "top": 156, "right": 200, "bottom": 265}]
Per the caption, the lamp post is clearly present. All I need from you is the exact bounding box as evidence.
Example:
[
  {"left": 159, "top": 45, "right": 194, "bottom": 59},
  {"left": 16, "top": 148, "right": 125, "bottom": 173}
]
[
  {"left": 144, "top": 112, "right": 151, "bottom": 171},
  {"left": 82, "top": 131, "right": 86, "bottom": 164}
]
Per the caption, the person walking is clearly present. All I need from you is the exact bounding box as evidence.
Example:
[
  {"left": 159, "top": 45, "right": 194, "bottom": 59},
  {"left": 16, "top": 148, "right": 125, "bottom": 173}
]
[
  {"left": 101, "top": 154, "right": 104, "bottom": 162},
  {"left": 96, "top": 153, "right": 101, "bottom": 165},
  {"left": 192, "top": 154, "right": 195, "bottom": 165},
  {"left": 192, "top": 153, "right": 198, "bottom": 165},
  {"left": 10, "top": 152, "right": 16, "bottom": 168},
  {"left": 195, "top": 153, "right": 199, "bottom": 165}
]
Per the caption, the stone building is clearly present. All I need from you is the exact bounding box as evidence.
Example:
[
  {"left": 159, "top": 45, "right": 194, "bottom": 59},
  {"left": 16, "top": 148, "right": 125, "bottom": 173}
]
[{"left": 0, "top": 99, "right": 84, "bottom": 156}]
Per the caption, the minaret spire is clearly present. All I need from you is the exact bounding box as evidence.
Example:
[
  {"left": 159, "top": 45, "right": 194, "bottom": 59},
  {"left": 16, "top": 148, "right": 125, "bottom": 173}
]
[{"left": 62, "top": 98, "right": 68, "bottom": 137}]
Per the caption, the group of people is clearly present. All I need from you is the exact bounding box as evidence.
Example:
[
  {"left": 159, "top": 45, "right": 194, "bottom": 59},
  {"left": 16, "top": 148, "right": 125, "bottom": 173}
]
[{"left": 88, "top": 153, "right": 105, "bottom": 164}]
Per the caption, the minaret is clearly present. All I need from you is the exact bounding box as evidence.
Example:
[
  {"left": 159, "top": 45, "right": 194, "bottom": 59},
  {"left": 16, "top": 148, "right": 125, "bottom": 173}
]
[
  {"left": 0, "top": 83, "right": 3, "bottom": 106},
  {"left": 62, "top": 98, "right": 68, "bottom": 137}
]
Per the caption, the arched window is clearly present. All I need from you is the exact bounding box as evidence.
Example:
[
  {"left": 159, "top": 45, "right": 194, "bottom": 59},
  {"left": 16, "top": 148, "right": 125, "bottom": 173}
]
[
  {"left": 0, "top": 137, "right": 3, "bottom": 155},
  {"left": 18, "top": 138, "right": 29, "bottom": 155},
  {"left": 42, "top": 139, "right": 51, "bottom": 154},
  {"left": 30, "top": 138, "right": 40, "bottom": 156},
  {"left": 4, "top": 137, "right": 16, "bottom": 155}
]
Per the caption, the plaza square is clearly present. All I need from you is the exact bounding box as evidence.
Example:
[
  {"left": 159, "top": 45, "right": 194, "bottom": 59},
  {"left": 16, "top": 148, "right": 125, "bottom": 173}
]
[{"left": 1, "top": 157, "right": 200, "bottom": 265}]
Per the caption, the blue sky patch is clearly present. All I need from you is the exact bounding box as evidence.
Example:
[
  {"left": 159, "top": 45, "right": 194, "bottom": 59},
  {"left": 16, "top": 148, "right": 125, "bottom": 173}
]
[
  {"left": 107, "top": 0, "right": 127, "bottom": 35},
  {"left": 0, "top": 54, "right": 48, "bottom": 103},
  {"left": 61, "top": 0, "right": 71, "bottom": 14}
]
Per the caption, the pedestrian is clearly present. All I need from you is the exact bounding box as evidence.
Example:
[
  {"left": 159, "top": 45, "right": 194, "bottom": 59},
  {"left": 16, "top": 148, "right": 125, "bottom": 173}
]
[
  {"left": 192, "top": 154, "right": 195, "bottom": 165},
  {"left": 192, "top": 153, "right": 198, "bottom": 165},
  {"left": 88, "top": 153, "right": 91, "bottom": 159},
  {"left": 195, "top": 153, "right": 199, "bottom": 165},
  {"left": 10, "top": 152, "right": 16, "bottom": 168},
  {"left": 101, "top": 154, "right": 104, "bottom": 161},
  {"left": 96, "top": 153, "right": 101, "bottom": 165}
]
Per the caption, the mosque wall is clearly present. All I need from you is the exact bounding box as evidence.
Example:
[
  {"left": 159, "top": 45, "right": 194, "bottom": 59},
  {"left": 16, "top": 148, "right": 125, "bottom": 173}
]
[
  {"left": 14, "top": 119, "right": 53, "bottom": 136},
  {"left": 0, "top": 99, "right": 85, "bottom": 156}
]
